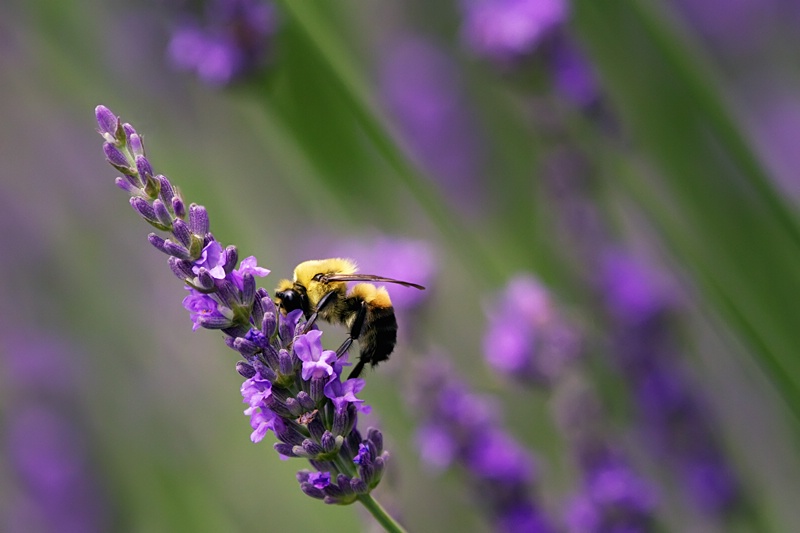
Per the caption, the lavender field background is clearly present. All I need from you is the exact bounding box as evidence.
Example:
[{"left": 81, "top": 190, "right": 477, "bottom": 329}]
[{"left": 2, "top": 0, "right": 800, "bottom": 531}]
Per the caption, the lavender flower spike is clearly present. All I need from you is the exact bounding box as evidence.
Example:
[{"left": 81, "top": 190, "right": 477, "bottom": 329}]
[
  {"left": 94, "top": 106, "right": 405, "bottom": 531},
  {"left": 410, "top": 357, "right": 555, "bottom": 532}
]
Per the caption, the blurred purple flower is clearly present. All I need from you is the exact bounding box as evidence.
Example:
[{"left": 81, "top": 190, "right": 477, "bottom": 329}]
[
  {"left": 483, "top": 274, "right": 582, "bottom": 385},
  {"left": 410, "top": 357, "right": 555, "bottom": 532},
  {"left": 600, "top": 252, "right": 741, "bottom": 516},
  {"left": 167, "top": 0, "right": 278, "bottom": 86},
  {"left": 551, "top": 38, "right": 600, "bottom": 108},
  {"left": 460, "top": 0, "right": 569, "bottom": 62},
  {"left": 599, "top": 251, "right": 675, "bottom": 326},
  {"left": 379, "top": 36, "right": 485, "bottom": 210},
  {"left": 565, "top": 456, "right": 658, "bottom": 533}
]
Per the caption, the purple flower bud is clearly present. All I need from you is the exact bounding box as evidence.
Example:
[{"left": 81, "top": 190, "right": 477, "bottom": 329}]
[
  {"left": 122, "top": 122, "right": 137, "bottom": 142},
  {"left": 262, "top": 344, "right": 281, "bottom": 370},
  {"left": 300, "top": 439, "right": 324, "bottom": 457},
  {"left": 135, "top": 154, "right": 153, "bottom": 183},
  {"left": 285, "top": 397, "right": 303, "bottom": 417},
  {"left": 278, "top": 349, "right": 294, "bottom": 376},
  {"left": 332, "top": 403, "right": 357, "bottom": 437},
  {"left": 306, "top": 416, "right": 327, "bottom": 442},
  {"left": 321, "top": 431, "right": 338, "bottom": 454},
  {"left": 309, "top": 377, "right": 327, "bottom": 404},
  {"left": 300, "top": 482, "right": 326, "bottom": 500},
  {"left": 223, "top": 245, "right": 238, "bottom": 274},
  {"left": 372, "top": 454, "right": 388, "bottom": 487},
  {"left": 196, "top": 314, "right": 234, "bottom": 329},
  {"left": 332, "top": 474, "right": 353, "bottom": 497},
  {"left": 354, "top": 442, "right": 373, "bottom": 466},
  {"left": 264, "top": 394, "right": 293, "bottom": 419},
  {"left": 350, "top": 477, "right": 369, "bottom": 495},
  {"left": 237, "top": 361, "right": 256, "bottom": 378},
  {"left": 157, "top": 175, "right": 175, "bottom": 206},
  {"left": 240, "top": 272, "right": 256, "bottom": 307},
  {"left": 189, "top": 204, "right": 209, "bottom": 235},
  {"left": 128, "top": 133, "right": 144, "bottom": 158},
  {"left": 171, "top": 219, "right": 192, "bottom": 248},
  {"left": 273, "top": 418, "right": 306, "bottom": 447},
  {"left": 296, "top": 391, "right": 316, "bottom": 412},
  {"left": 275, "top": 443, "right": 298, "bottom": 458},
  {"left": 367, "top": 427, "right": 384, "bottom": 455},
  {"left": 153, "top": 199, "right": 173, "bottom": 228},
  {"left": 195, "top": 269, "right": 216, "bottom": 291},
  {"left": 214, "top": 279, "right": 240, "bottom": 309},
  {"left": 279, "top": 310, "right": 303, "bottom": 343},
  {"left": 114, "top": 176, "right": 141, "bottom": 195},
  {"left": 95, "top": 105, "right": 119, "bottom": 139},
  {"left": 104, "top": 142, "right": 132, "bottom": 172},
  {"left": 172, "top": 196, "right": 186, "bottom": 219},
  {"left": 358, "top": 462, "right": 376, "bottom": 487},
  {"left": 233, "top": 337, "right": 259, "bottom": 357},
  {"left": 168, "top": 257, "right": 194, "bottom": 281},
  {"left": 262, "top": 310, "right": 278, "bottom": 339},
  {"left": 130, "top": 197, "right": 159, "bottom": 225},
  {"left": 152, "top": 235, "right": 191, "bottom": 259},
  {"left": 253, "top": 362, "right": 277, "bottom": 382}
]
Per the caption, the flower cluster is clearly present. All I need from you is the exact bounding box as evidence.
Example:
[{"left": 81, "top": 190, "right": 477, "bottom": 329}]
[
  {"left": 485, "top": 275, "right": 659, "bottom": 530},
  {"left": 410, "top": 358, "right": 555, "bottom": 533},
  {"left": 167, "top": 0, "right": 278, "bottom": 86},
  {"left": 95, "top": 105, "right": 388, "bottom": 505}
]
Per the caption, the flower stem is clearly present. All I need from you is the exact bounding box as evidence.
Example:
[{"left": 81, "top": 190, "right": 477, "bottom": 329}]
[{"left": 357, "top": 493, "right": 408, "bottom": 533}]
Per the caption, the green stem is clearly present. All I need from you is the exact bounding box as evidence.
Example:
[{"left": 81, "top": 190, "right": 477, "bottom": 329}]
[
  {"left": 357, "top": 493, "right": 408, "bottom": 533},
  {"left": 620, "top": 0, "right": 800, "bottom": 249}
]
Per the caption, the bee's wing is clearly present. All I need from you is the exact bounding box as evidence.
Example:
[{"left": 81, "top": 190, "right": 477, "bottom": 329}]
[{"left": 324, "top": 274, "right": 425, "bottom": 290}]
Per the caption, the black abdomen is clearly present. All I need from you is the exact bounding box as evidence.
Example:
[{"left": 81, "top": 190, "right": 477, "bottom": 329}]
[{"left": 359, "top": 306, "right": 398, "bottom": 368}]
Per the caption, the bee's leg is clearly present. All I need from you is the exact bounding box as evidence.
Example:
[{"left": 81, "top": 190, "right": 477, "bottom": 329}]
[
  {"left": 341, "top": 302, "right": 368, "bottom": 379},
  {"left": 348, "top": 359, "right": 367, "bottom": 380},
  {"left": 301, "top": 290, "right": 338, "bottom": 334}
]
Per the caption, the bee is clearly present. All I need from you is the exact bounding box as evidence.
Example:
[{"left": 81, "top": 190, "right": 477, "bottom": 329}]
[{"left": 275, "top": 258, "right": 425, "bottom": 379}]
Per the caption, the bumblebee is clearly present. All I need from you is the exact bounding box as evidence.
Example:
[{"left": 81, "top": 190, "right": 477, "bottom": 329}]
[{"left": 275, "top": 258, "right": 425, "bottom": 379}]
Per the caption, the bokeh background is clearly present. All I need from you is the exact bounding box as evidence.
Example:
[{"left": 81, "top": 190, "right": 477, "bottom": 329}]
[{"left": 2, "top": 0, "right": 800, "bottom": 531}]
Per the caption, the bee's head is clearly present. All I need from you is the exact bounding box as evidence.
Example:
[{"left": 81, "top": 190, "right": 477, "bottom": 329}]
[
  {"left": 274, "top": 278, "right": 309, "bottom": 315},
  {"left": 293, "top": 258, "right": 357, "bottom": 306}
]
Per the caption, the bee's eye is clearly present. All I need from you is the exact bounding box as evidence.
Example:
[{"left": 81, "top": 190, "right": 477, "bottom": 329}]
[{"left": 276, "top": 290, "right": 304, "bottom": 312}]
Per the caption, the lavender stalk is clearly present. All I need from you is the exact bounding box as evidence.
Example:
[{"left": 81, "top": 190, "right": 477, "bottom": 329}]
[{"left": 93, "top": 105, "right": 406, "bottom": 532}]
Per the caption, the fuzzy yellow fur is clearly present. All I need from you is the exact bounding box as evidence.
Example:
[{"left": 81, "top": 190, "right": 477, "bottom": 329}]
[{"left": 350, "top": 283, "right": 392, "bottom": 309}]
